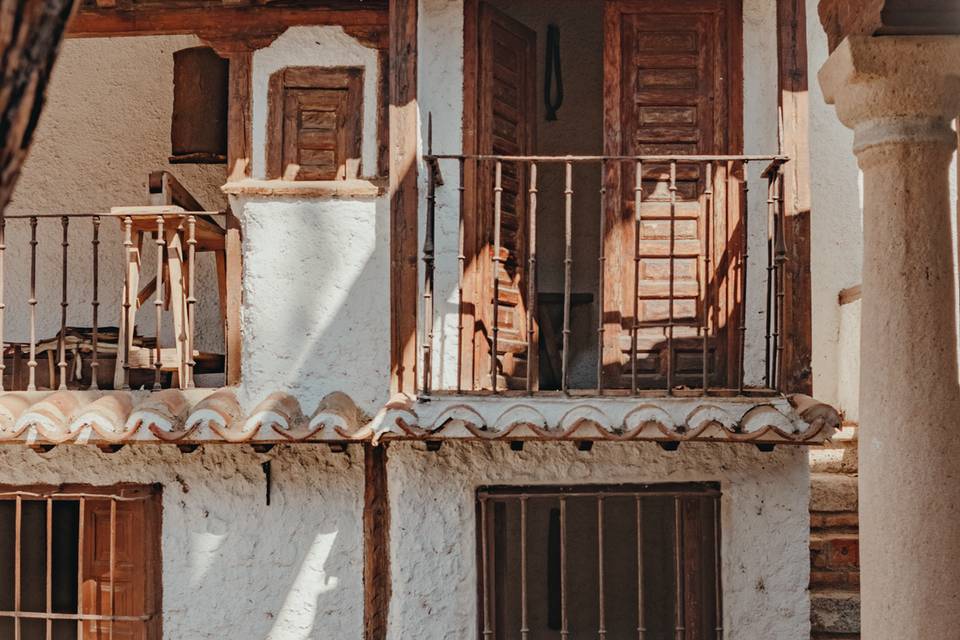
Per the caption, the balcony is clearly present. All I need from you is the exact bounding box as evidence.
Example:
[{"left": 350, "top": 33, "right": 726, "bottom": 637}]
[
  {"left": 0, "top": 172, "right": 230, "bottom": 392},
  {"left": 419, "top": 152, "right": 791, "bottom": 397}
]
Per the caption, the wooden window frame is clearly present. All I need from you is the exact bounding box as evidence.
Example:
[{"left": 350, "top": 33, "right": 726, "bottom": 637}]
[
  {"left": 266, "top": 66, "right": 365, "bottom": 181},
  {"left": 0, "top": 483, "right": 163, "bottom": 639}
]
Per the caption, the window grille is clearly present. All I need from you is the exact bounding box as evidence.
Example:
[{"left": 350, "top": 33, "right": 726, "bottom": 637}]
[
  {"left": 477, "top": 483, "right": 722, "bottom": 639},
  {"left": 0, "top": 485, "right": 161, "bottom": 640}
]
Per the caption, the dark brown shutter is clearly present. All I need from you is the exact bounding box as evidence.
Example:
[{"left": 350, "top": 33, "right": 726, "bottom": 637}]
[
  {"left": 171, "top": 46, "right": 229, "bottom": 164},
  {"left": 473, "top": 3, "right": 537, "bottom": 390},
  {"left": 603, "top": 0, "right": 741, "bottom": 389},
  {"left": 267, "top": 67, "right": 364, "bottom": 181}
]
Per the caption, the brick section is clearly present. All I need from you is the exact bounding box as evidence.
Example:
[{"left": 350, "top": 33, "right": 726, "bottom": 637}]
[{"left": 809, "top": 447, "right": 860, "bottom": 640}]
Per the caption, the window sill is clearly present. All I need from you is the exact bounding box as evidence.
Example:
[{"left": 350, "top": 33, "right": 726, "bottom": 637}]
[{"left": 221, "top": 178, "right": 385, "bottom": 199}]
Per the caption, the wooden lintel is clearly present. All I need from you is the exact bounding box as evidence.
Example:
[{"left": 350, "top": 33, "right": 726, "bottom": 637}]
[
  {"left": 389, "top": 0, "right": 419, "bottom": 396},
  {"left": 68, "top": 5, "right": 387, "bottom": 39},
  {"left": 777, "top": 0, "right": 813, "bottom": 395}
]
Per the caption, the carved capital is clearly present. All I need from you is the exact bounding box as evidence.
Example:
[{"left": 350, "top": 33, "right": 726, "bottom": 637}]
[{"left": 819, "top": 36, "right": 960, "bottom": 156}]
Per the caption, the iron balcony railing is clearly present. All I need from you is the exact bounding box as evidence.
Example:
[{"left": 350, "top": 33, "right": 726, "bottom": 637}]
[
  {"left": 0, "top": 206, "right": 227, "bottom": 392},
  {"left": 420, "top": 153, "right": 789, "bottom": 397}
]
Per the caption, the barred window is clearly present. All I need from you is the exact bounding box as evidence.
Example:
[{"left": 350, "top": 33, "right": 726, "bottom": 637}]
[
  {"left": 0, "top": 485, "right": 161, "bottom": 639},
  {"left": 477, "top": 483, "right": 721, "bottom": 639}
]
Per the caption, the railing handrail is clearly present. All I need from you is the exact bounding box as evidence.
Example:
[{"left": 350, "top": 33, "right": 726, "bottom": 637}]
[
  {"left": 424, "top": 152, "right": 788, "bottom": 162},
  {"left": 2, "top": 210, "right": 225, "bottom": 220}
]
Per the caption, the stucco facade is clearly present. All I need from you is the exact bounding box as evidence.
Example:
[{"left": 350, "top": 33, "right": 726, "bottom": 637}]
[{"left": 0, "top": 0, "right": 891, "bottom": 638}]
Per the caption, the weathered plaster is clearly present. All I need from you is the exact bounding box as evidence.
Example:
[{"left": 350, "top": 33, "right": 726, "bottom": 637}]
[
  {"left": 8, "top": 36, "right": 227, "bottom": 356},
  {"left": 230, "top": 194, "right": 390, "bottom": 414},
  {"left": 251, "top": 27, "right": 381, "bottom": 180},
  {"left": 387, "top": 441, "right": 811, "bottom": 640},
  {"left": 0, "top": 444, "right": 364, "bottom": 640}
]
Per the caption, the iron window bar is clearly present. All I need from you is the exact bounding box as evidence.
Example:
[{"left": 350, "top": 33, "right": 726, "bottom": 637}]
[{"left": 0, "top": 488, "right": 158, "bottom": 639}]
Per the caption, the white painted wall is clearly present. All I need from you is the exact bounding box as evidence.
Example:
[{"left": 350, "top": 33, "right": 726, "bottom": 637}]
[
  {"left": 0, "top": 444, "right": 364, "bottom": 640},
  {"left": 251, "top": 27, "right": 381, "bottom": 180},
  {"left": 388, "top": 441, "right": 811, "bottom": 640},
  {"left": 8, "top": 36, "right": 228, "bottom": 359},
  {"left": 231, "top": 194, "right": 390, "bottom": 414},
  {"left": 805, "top": 0, "right": 863, "bottom": 415}
]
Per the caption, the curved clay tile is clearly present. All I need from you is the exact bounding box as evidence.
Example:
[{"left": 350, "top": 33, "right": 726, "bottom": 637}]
[
  {"left": 18, "top": 391, "right": 85, "bottom": 443},
  {"left": 306, "top": 391, "right": 365, "bottom": 440},
  {"left": 134, "top": 389, "right": 191, "bottom": 441},
  {"left": 187, "top": 389, "right": 249, "bottom": 442},
  {"left": 72, "top": 392, "right": 135, "bottom": 443},
  {"left": 621, "top": 404, "right": 675, "bottom": 439},
  {"left": 0, "top": 394, "right": 32, "bottom": 440}
]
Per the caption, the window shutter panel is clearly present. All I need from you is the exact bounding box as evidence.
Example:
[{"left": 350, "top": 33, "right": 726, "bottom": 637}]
[{"left": 171, "top": 46, "right": 229, "bottom": 164}]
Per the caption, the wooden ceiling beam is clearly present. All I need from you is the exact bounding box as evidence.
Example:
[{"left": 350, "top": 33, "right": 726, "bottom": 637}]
[
  {"left": 68, "top": 4, "right": 387, "bottom": 39},
  {"left": 819, "top": 0, "right": 960, "bottom": 52}
]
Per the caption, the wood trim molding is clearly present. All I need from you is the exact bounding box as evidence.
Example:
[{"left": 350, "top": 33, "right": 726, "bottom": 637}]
[
  {"left": 389, "top": 0, "right": 419, "bottom": 396},
  {"left": 777, "top": 0, "right": 813, "bottom": 394},
  {"left": 68, "top": 5, "right": 387, "bottom": 39},
  {"left": 221, "top": 178, "right": 384, "bottom": 198},
  {"left": 363, "top": 444, "right": 391, "bottom": 640}
]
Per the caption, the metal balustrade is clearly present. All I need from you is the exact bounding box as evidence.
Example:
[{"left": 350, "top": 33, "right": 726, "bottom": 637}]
[{"left": 421, "top": 152, "right": 788, "bottom": 397}]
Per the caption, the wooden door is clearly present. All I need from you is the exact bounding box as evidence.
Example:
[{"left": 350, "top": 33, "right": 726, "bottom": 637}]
[
  {"left": 602, "top": 0, "right": 742, "bottom": 390},
  {"left": 81, "top": 497, "right": 160, "bottom": 639},
  {"left": 470, "top": 3, "right": 538, "bottom": 390}
]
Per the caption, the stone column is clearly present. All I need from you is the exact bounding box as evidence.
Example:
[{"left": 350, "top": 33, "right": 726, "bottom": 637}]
[{"left": 819, "top": 36, "right": 960, "bottom": 638}]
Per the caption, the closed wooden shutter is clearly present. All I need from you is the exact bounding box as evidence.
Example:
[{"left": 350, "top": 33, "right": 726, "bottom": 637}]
[
  {"left": 171, "top": 46, "right": 228, "bottom": 164},
  {"left": 267, "top": 67, "right": 364, "bottom": 181},
  {"left": 472, "top": 3, "right": 538, "bottom": 390},
  {"left": 603, "top": 0, "right": 742, "bottom": 389},
  {"left": 81, "top": 494, "right": 161, "bottom": 640}
]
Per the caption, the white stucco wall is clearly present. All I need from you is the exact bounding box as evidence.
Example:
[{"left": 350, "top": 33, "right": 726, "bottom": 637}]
[
  {"left": 251, "top": 27, "right": 381, "bottom": 180},
  {"left": 8, "top": 36, "right": 228, "bottom": 358},
  {"left": 387, "top": 441, "right": 811, "bottom": 640},
  {"left": 0, "top": 444, "right": 364, "bottom": 640},
  {"left": 232, "top": 194, "right": 390, "bottom": 413},
  {"left": 805, "top": 0, "right": 863, "bottom": 414}
]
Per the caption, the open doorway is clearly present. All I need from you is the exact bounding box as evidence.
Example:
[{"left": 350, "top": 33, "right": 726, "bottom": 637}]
[{"left": 461, "top": 0, "right": 744, "bottom": 393}]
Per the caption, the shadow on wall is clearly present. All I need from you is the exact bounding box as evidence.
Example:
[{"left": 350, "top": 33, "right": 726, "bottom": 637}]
[{"left": 0, "top": 444, "right": 364, "bottom": 639}]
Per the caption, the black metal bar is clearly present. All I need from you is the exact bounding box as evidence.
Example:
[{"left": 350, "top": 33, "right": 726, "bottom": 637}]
[
  {"left": 597, "top": 160, "right": 606, "bottom": 393},
  {"left": 561, "top": 161, "right": 573, "bottom": 394},
  {"left": 491, "top": 160, "right": 504, "bottom": 393},
  {"left": 632, "top": 161, "right": 642, "bottom": 395},
  {"left": 527, "top": 162, "right": 538, "bottom": 394},
  {"left": 702, "top": 162, "right": 713, "bottom": 394},
  {"left": 667, "top": 161, "right": 677, "bottom": 395}
]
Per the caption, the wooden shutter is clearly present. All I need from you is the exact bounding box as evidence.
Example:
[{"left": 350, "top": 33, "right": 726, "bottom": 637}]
[
  {"left": 602, "top": 0, "right": 742, "bottom": 389},
  {"left": 267, "top": 67, "right": 363, "bottom": 181},
  {"left": 81, "top": 493, "right": 161, "bottom": 640},
  {"left": 171, "top": 46, "right": 228, "bottom": 164},
  {"left": 472, "top": 3, "right": 538, "bottom": 390}
]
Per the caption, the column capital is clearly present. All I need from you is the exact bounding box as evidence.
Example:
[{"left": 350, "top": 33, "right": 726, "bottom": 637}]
[{"left": 819, "top": 36, "right": 960, "bottom": 155}]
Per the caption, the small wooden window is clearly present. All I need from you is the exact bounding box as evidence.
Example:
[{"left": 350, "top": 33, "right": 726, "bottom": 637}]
[
  {"left": 267, "top": 66, "right": 364, "bottom": 181},
  {"left": 0, "top": 485, "right": 162, "bottom": 639},
  {"left": 171, "top": 46, "right": 229, "bottom": 164}
]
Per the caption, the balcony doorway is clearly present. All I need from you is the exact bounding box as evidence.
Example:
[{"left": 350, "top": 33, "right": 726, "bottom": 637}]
[{"left": 458, "top": 0, "right": 750, "bottom": 395}]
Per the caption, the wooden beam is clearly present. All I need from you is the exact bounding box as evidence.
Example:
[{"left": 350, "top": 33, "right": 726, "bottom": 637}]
[
  {"left": 777, "top": 0, "right": 813, "bottom": 395},
  {"left": 389, "top": 0, "right": 418, "bottom": 395},
  {"left": 363, "top": 444, "right": 391, "bottom": 640},
  {"left": 211, "top": 40, "right": 254, "bottom": 386},
  {"left": 0, "top": 0, "right": 77, "bottom": 215},
  {"left": 68, "top": 4, "right": 387, "bottom": 39},
  {"left": 818, "top": 0, "right": 960, "bottom": 52}
]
